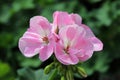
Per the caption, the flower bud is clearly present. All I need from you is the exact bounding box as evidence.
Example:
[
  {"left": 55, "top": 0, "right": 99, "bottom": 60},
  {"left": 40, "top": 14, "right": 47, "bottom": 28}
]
[
  {"left": 61, "top": 76, "right": 65, "bottom": 80},
  {"left": 77, "top": 67, "right": 87, "bottom": 78},
  {"left": 44, "top": 62, "right": 54, "bottom": 74},
  {"left": 66, "top": 70, "right": 73, "bottom": 80}
]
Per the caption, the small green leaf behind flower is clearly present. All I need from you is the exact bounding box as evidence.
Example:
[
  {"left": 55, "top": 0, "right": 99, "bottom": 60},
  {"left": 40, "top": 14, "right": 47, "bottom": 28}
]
[{"left": 17, "top": 68, "right": 52, "bottom": 80}]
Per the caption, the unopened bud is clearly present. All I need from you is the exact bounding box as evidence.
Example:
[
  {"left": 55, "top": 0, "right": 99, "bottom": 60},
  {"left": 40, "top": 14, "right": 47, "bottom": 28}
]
[
  {"left": 66, "top": 70, "right": 73, "bottom": 80},
  {"left": 44, "top": 62, "right": 54, "bottom": 74},
  {"left": 77, "top": 67, "right": 87, "bottom": 78},
  {"left": 61, "top": 76, "right": 65, "bottom": 80}
]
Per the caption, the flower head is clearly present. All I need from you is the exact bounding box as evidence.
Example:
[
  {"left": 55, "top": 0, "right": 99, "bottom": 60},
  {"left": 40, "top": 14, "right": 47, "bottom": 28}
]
[
  {"left": 19, "top": 16, "right": 54, "bottom": 61},
  {"left": 18, "top": 11, "right": 103, "bottom": 65},
  {"left": 53, "top": 11, "right": 103, "bottom": 65}
]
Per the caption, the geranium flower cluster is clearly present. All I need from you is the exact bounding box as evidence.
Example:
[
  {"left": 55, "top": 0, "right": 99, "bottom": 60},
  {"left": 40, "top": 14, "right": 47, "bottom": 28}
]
[{"left": 19, "top": 11, "right": 103, "bottom": 65}]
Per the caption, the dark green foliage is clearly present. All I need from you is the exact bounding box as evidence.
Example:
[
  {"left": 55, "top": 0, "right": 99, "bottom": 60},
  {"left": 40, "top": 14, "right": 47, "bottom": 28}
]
[
  {"left": 17, "top": 68, "right": 52, "bottom": 80},
  {"left": 0, "top": 0, "right": 120, "bottom": 80}
]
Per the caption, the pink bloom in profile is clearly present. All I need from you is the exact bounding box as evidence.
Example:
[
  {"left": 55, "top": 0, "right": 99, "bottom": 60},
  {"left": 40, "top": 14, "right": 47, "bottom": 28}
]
[
  {"left": 53, "top": 11, "right": 103, "bottom": 65},
  {"left": 19, "top": 16, "right": 54, "bottom": 61}
]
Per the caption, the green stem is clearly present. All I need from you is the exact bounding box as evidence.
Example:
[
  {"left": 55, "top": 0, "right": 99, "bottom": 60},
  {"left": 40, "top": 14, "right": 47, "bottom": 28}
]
[
  {"left": 65, "top": 66, "right": 74, "bottom": 80},
  {"left": 48, "top": 69, "right": 57, "bottom": 80}
]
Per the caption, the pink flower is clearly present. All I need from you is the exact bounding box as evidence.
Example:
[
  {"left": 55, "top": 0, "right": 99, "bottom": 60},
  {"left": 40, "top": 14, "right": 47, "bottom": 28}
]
[
  {"left": 53, "top": 11, "right": 103, "bottom": 65},
  {"left": 18, "top": 11, "right": 103, "bottom": 65},
  {"left": 19, "top": 16, "right": 54, "bottom": 61}
]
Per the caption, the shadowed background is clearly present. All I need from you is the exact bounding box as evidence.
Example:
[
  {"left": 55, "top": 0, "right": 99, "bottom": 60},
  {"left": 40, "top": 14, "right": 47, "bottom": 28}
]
[{"left": 0, "top": 0, "right": 120, "bottom": 80}]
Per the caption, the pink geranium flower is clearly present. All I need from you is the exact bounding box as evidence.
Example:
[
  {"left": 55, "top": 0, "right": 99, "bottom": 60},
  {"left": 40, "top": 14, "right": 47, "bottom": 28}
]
[
  {"left": 18, "top": 11, "right": 103, "bottom": 65},
  {"left": 53, "top": 11, "right": 103, "bottom": 65},
  {"left": 19, "top": 16, "right": 54, "bottom": 61}
]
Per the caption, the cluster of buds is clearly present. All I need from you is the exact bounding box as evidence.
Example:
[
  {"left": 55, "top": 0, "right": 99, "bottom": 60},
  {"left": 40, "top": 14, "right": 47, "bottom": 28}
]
[{"left": 44, "top": 59, "right": 87, "bottom": 80}]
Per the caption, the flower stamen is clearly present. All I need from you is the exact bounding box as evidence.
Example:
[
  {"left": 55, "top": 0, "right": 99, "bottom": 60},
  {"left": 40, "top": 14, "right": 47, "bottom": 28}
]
[
  {"left": 64, "top": 46, "right": 69, "bottom": 54},
  {"left": 42, "top": 37, "right": 49, "bottom": 44}
]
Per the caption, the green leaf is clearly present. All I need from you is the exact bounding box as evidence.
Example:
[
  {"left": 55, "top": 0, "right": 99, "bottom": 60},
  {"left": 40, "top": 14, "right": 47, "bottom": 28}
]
[
  {"left": 0, "top": 0, "right": 34, "bottom": 23},
  {"left": 12, "top": 0, "right": 34, "bottom": 12},
  {"left": 0, "top": 33, "right": 14, "bottom": 48},
  {"left": 17, "top": 68, "right": 35, "bottom": 80},
  {"left": 94, "top": 52, "right": 110, "bottom": 73},
  {"left": 0, "top": 5, "right": 13, "bottom": 23},
  {"left": 110, "top": 1, "right": 120, "bottom": 19},
  {"left": 41, "top": 1, "right": 77, "bottom": 22},
  {"left": 0, "top": 62, "right": 11, "bottom": 77},
  {"left": 17, "top": 68, "right": 54, "bottom": 80},
  {"left": 35, "top": 69, "right": 50, "bottom": 80},
  {"left": 95, "top": 1, "right": 111, "bottom": 26},
  {"left": 20, "top": 58, "right": 42, "bottom": 68}
]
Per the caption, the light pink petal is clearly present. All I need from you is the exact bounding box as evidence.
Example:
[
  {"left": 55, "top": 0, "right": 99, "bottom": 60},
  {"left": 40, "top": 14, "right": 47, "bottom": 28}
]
[
  {"left": 22, "top": 30, "right": 42, "bottom": 41},
  {"left": 77, "top": 48, "right": 93, "bottom": 61},
  {"left": 39, "top": 41, "right": 54, "bottom": 61},
  {"left": 53, "top": 11, "right": 74, "bottom": 28},
  {"left": 55, "top": 43, "right": 66, "bottom": 64},
  {"left": 78, "top": 55, "right": 92, "bottom": 61},
  {"left": 90, "top": 37, "right": 103, "bottom": 51},
  {"left": 59, "top": 24, "right": 85, "bottom": 47},
  {"left": 78, "top": 55, "right": 89, "bottom": 61},
  {"left": 70, "top": 13, "right": 82, "bottom": 26},
  {"left": 71, "top": 37, "right": 94, "bottom": 61},
  {"left": 72, "top": 31, "right": 91, "bottom": 50},
  {"left": 80, "top": 24, "right": 95, "bottom": 38},
  {"left": 68, "top": 48, "right": 82, "bottom": 55},
  {"left": 19, "top": 31, "right": 42, "bottom": 57},
  {"left": 69, "top": 45, "right": 93, "bottom": 62},
  {"left": 59, "top": 26, "right": 69, "bottom": 48},
  {"left": 30, "top": 16, "right": 51, "bottom": 36},
  {"left": 59, "top": 54, "right": 79, "bottom": 65},
  {"left": 80, "top": 24, "right": 103, "bottom": 51},
  {"left": 55, "top": 43, "right": 79, "bottom": 65},
  {"left": 66, "top": 26, "right": 76, "bottom": 41}
]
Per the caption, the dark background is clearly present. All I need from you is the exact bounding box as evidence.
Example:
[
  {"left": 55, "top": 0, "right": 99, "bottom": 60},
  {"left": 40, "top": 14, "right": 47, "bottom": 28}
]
[{"left": 0, "top": 0, "right": 120, "bottom": 80}]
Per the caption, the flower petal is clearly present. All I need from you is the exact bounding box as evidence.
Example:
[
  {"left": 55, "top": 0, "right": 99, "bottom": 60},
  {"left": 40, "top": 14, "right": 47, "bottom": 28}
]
[
  {"left": 53, "top": 11, "right": 74, "bottom": 28},
  {"left": 59, "top": 24, "right": 85, "bottom": 47},
  {"left": 70, "top": 13, "right": 82, "bottom": 26},
  {"left": 66, "top": 26, "right": 77, "bottom": 41},
  {"left": 80, "top": 24, "right": 103, "bottom": 51},
  {"left": 19, "top": 31, "right": 42, "bottom": 57},
  {"left": 30, "top": 16, "right": 51, "bottom": 36},
  {"left": 59, "top": 54, "right": 79, "bottom": 65},
  {"left": 55, "top": 43, "right": 79, "bottom": 65},
  {"left": 80, "top": 24, "right": 94, "bottom": 38},
  {"left": 39, "top": 41, "right": 54, "bottom": 61},
  {"left": 72, "top": 36, "right": 94, "bottom": 61},
  {"left": 90, "top": 37, "right": 103, "bottom": 51}
]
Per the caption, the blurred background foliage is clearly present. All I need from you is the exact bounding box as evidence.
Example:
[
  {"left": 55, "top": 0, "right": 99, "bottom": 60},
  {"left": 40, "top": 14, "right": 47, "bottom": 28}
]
[{"left": 0, "top": 0, "right": 120, "bottom": 80}]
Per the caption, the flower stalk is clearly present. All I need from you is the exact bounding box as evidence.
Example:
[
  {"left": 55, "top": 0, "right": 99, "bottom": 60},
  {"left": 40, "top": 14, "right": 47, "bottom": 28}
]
[{"left": 44, "top": 57, "right": 87, "bottom": 80}]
